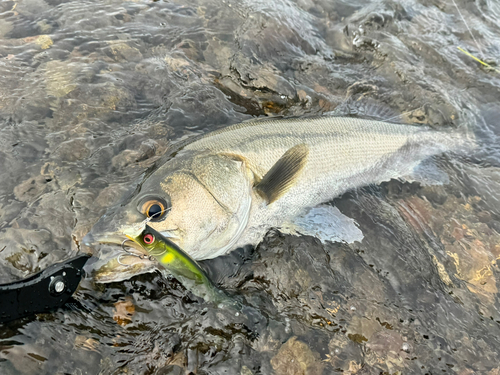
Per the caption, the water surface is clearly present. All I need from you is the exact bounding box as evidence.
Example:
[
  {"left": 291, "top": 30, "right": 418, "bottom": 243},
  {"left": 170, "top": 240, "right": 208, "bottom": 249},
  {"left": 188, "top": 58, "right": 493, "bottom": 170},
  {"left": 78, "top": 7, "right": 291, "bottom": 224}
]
[{"left": 1, "top": 0, "right": 500, "bottom": 373}]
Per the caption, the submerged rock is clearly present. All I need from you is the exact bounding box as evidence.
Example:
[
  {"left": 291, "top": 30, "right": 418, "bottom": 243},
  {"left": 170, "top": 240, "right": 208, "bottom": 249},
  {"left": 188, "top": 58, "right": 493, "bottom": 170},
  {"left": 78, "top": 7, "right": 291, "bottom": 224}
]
[
  {"left": 270, "top": 336, "right": 324, "bottom": 375},
  {"left": 13, "top": 174, "right": 54, "bottom": 203},
  {"left": 44, "top": 60, "right": 77, "bottom": 98}
]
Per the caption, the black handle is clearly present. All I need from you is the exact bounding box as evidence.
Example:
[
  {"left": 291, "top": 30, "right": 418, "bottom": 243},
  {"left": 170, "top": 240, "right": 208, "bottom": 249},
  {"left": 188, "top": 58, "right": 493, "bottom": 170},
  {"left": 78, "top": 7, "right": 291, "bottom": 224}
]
[{"left": 0, "top": 254, "right": 91, "bottom": 324}]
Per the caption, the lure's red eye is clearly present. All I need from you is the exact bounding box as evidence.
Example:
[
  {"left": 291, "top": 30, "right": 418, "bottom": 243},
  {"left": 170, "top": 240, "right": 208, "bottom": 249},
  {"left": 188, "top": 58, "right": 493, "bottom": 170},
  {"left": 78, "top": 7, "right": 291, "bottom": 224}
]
[{"left": 143, "top": 234, "right": 154, "bottom": 244}]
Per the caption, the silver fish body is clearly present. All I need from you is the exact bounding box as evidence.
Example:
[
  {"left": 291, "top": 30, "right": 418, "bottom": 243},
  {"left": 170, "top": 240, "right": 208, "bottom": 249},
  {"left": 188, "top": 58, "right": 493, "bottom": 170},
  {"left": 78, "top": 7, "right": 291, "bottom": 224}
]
[{"left": 85, "top": 116, "right": 469, "bottom": 261}]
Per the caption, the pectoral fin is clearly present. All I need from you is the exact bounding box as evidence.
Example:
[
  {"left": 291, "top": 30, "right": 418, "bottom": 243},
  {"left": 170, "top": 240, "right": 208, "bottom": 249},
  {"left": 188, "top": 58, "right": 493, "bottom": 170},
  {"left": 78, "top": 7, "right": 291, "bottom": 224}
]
[{"left": 254, "top": 144, "right": 309, "bottom": 204}]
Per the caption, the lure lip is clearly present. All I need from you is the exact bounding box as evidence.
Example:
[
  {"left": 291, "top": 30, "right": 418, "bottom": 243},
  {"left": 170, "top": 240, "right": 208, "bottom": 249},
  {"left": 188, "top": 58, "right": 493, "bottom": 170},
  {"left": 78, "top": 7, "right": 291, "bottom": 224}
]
[
  {"left": 83, "top": 232, "right": 129, "bottom": 248},
  {"left": 84, "top": 232, "right": 146, "bottom": 257}
]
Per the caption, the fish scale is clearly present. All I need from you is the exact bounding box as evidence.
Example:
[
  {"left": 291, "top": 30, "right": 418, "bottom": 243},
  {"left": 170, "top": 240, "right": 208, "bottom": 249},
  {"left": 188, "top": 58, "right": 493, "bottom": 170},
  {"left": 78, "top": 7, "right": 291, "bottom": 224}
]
[
  {"left": 185, "top": 117, "right": 423, "bottom": 189},
  {"left": 180, "top": 117, "right": 466, "bottom": 257},
  {"left": 85, "top": 116, "right": 471, "bottom": 261}
]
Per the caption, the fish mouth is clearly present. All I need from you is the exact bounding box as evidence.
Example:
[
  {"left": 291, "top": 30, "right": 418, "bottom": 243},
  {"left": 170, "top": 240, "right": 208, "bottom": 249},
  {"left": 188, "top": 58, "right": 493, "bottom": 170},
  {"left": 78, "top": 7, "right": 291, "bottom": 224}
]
[
  {"left": 83, "top": 232, "right": 122, "bottom": 247},
  {"left": 83, "top": 242, "right": 157, "bottom": 284},
  {"left": 83, "top": 232, "right": 144, "bottom": 253},
  {"left": 83, "top": 229, "right": 180, "bottom": 251}
]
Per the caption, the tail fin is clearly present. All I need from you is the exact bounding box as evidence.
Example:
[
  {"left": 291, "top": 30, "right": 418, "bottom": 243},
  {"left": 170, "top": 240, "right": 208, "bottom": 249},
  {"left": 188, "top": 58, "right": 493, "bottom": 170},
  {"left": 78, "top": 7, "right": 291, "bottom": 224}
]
[
  {"left": 414, "top": 128, "right": 476, "bottom": 157},
  {"left": 466, "top": 103, "right": 500, "bottom": 166}
]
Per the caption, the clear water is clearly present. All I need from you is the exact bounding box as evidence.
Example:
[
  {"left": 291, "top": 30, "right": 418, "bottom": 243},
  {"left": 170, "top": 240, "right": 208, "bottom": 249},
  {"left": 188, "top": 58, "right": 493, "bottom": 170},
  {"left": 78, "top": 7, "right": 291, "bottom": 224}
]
[{"left": 1, "top": 0, "right": 500, "bottom": 373}]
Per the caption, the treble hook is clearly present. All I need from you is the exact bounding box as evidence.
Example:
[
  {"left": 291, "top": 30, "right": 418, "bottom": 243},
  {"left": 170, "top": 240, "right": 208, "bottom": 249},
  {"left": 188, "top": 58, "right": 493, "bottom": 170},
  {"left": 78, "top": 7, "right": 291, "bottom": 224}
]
[
  {"left": 117, "top": 239, "right": 144, "bottom": 266},
  {"left": 117, "top": 239, "right": 156, "bottom": 266},
  {"left": 121, "top": 239, "right": 138, "bottom": 254}
]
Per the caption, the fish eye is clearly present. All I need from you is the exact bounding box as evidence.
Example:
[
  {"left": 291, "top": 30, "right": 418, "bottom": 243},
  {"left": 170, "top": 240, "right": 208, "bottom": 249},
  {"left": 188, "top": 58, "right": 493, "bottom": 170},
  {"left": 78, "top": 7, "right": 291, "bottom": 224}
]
[
  {"left": 144, "top": 234, "right": 155, "bottom": 244},
  {"left": 139, "top": 197, "right": 170, "bottom": 221},
  {"left": 147, "top": 203, "right": 162, "bottom": 218}
]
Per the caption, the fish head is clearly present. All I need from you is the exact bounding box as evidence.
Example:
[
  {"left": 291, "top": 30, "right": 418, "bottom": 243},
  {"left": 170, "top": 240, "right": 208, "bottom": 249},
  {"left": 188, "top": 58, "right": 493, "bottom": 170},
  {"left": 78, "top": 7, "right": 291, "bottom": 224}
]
[{"left": 84, "top": 151, "right": 255, "bottom": 261}]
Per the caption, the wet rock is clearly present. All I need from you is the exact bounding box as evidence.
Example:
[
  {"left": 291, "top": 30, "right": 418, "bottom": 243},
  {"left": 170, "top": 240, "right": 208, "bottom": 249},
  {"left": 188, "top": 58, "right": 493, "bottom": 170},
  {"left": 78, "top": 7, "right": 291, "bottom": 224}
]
[
  {"left": 13, "top": 174, "right": 54, "bottom": 202},
  {"left": 113, "top": 298, "right": 136, "bottom": 326},
  {"left": 36, "top": 20, "right": 53, "bottom": 34},
  {"left": 51, "top": 82, "right": 137, "bottom": 127},
  {"left": 20, "top": 191, "right": 75, "bottom": 247},
  {"left": 432, "top": 254, "right": 454, "bottom": 287},
  {"left": 203, "top": 37, "right": 233, "bottom": 75},
  {"left": 0, "top": 227, "right": 63, "bottom": 283},
  {"left": 326, "top": 334, "right": 365, "bottom": 372},
  {"left": 111, "top": 149, "right": 143, "bottom": 170},
  {"left": 15, "top": 0, "right": 51, "bottom": 17},
  {"left": 270, "top": 336, "right": 324, "bottom": 375},
  {"left": 0, "top": 150, "right": 23, "bottom": 195},
  {"left": 54, "top": 138, "right": 90, "bottom": 162},
  {"left": 0, "top": 345, "right": 47, "bottom": 375},
  {"left": 0, "top": 20, "right": 13, "bottom": 38},
  {"left": 347, "top": 333, "right": 368, "bottom": 344},
  {"left": 71, "top": 222, "right": 93, "bottom": 253},
  {"left": 439, "top": 198, "right": 500, "bottom": 296},
  {"left": 477, "top": 211, "right": 492, "bottom": 223},
  {"left": 147, "top": 121, "right": 172, "bottom": 138},
  {"left": 157, "top": 365, "right": 183, "bottom": 375},
  {"left": 397, "top": 193, "right": 499, "bottom": 293},
  {"left": 231, "top": 53, "right": 297, "bottom": 98},
  {"left": 250, "top": 235, "right": 318, "bottom": 299},
  {"left": 94, "top": 183, "right": 131, "bottom": 208},
  {"left": 214, "top": 76, "right": 266, "bottom": 116},
  {"left": 206, "top": 39, "right": 298, "bottom": 115},
  {"left": 0, "top": 198, "right": 24, "bottom": 227},
  {"left": 74, "top": 336, "right": 99, "bottom": 352},
  {"left": 105, "top": 42, "right": 143, "bottom": 63},
  {"left": 366, "top": 331, "right": 404, "bottom": 355},
  {"left": 54, "top": 167, "right": 83, "bottom": 191},
  {"left": 44, "top": 60, "right": 77, "bottom": 98},
  {"left": 1, "top": 0, "right": 500, "bottom": 373},
  {"left": 111, "top": 139, "right": 159, "bottom": 170},
  {"left": 32, "top": 35, "right": 53, "bottom": 50},
  {"left": 89, "top": 83, "right": 137, "bottom": 113},
  {"left": 37, "top": 161, "right": 82, "bottom": 191},
  {"left": 164, "top": 55, "right": 191, "bottom": 72},
  {"left": 347, "top": 315, "right": 381, "bottom": 344}
]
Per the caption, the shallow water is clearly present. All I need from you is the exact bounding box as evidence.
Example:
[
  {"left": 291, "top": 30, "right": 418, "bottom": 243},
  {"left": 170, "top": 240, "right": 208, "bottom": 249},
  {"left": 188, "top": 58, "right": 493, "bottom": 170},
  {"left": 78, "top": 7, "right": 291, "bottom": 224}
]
[{"left": 1, "top": 0, "right": 500, "bottom": 373}]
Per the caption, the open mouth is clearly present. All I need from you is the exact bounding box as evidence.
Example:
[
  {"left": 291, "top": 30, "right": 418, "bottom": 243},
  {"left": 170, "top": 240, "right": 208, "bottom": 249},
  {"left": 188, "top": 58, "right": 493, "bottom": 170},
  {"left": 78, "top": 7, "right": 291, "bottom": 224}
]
[
  {"left": 82, "top": 233, "right": 156, "bottom": 284},
  {"left": 83, "top": 232, "right": 144, "bottom": 253},
  {"left": 84, "top": 245, "right": 158, "bottom": 284}
]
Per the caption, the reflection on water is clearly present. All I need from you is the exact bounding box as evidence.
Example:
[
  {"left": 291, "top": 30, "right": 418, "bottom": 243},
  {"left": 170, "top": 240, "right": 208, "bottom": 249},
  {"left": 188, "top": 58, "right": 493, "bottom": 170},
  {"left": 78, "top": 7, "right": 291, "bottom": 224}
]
[{"left": 1, "top": 0, "right": 500, "bottom": 373}]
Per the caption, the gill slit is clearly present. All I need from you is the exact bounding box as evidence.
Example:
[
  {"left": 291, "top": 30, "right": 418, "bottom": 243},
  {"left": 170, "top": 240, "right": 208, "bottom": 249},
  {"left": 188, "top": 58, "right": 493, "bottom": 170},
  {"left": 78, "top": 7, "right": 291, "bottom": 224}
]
[
  {"left": 210, "top": 182, "right": 253, "bottom": 258},
  {"left": 184, "top": 172, "right": 232, "bottom": 214}
]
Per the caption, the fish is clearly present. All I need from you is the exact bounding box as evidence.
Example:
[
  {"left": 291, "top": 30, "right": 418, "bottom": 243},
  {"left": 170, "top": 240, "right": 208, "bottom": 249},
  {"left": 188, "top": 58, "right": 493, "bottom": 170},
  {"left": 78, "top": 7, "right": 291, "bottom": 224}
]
[
  {"left": 123, "top": 223, "right": 228, "bottom": 303},
  {"left": 83, "top": 114, "right": 471, "bottom": 269}
]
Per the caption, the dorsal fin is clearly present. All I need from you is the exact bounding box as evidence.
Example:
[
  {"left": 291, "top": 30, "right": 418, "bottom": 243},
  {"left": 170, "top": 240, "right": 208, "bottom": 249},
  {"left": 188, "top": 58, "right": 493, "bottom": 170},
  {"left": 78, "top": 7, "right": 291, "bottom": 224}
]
[
  {"left": 254, "top": 144, "right": 309, "bottom": 204},
  {"left": 328, "top": 97, "right": 405, "bottom": 124}
]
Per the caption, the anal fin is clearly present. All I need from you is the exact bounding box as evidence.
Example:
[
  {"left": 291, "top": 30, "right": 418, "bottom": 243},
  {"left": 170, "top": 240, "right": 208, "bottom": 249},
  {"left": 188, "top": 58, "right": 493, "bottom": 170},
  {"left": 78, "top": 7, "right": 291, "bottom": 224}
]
[
  {"left": 254, "top": 144, "right": 309, "bottom": 204},
  {"left": 400, "top": 158, "right": 450, "bottom": 186},
  {"left": 279, "top": 205, "right": 364, "bottom": 244}
]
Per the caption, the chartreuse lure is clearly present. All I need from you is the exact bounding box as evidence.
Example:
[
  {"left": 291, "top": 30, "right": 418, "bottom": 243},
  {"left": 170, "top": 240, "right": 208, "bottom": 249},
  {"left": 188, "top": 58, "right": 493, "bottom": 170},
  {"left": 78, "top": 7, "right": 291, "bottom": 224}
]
[
  {"left": 124, "top": 224, "right": 268, "bottom": 335},
  {"left": 124, "top": 224, "right": 229, "bottom": 304}
]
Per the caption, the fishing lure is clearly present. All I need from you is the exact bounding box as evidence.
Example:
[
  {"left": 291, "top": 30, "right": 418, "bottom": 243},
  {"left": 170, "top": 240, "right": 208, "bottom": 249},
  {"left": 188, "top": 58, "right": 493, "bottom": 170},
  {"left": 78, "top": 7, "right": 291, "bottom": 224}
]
[
  {"left": 124, "top": 224, "right": 267, "bottom": 336},
  {"left": 124, "top": 224, "right": 229, "bottom": 304}
]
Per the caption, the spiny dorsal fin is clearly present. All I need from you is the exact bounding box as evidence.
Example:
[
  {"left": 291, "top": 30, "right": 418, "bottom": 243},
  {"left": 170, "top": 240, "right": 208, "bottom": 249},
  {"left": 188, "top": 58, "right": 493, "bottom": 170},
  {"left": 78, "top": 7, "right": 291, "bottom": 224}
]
[
  {"left": 328, "top": 97, "right": 405, "bottom": 124},
  {"left": 254, "top": 144, "right": 309, "bottom": 204}
]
